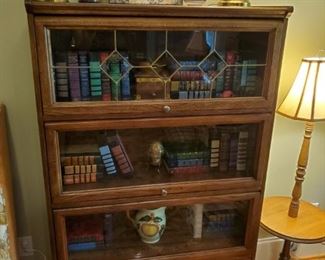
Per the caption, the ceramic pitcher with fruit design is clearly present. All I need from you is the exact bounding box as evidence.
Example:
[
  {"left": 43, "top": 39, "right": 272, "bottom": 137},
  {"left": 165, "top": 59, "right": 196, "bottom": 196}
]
[{"left": 127, "top": 207, "right": 166, "bottom": 244}]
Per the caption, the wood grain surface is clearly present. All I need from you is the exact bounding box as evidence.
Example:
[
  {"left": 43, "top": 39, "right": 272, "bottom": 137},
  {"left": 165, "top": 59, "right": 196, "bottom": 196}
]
[{"left": 261, "top": 196, "right": 325, "bottom": 243}]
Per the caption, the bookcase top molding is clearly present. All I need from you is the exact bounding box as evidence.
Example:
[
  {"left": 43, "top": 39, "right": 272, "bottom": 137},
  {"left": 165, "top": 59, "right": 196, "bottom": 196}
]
[{"left": 25, "top": 1, "right": 293, "bottom": 19}]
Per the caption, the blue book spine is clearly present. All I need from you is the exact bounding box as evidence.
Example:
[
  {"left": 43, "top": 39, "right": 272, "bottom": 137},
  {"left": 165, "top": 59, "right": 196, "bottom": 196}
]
[
  {"left": 78, "top": 51, "right": 90, "bottom": 100},
  {"left": 99, "top": 145, "right": 117, "bottom": 175},
  {"left": 68, "top": 242, "right": 98, "bottom": 252},
  {"left": 121, "top": 56, "right": 131, "bottom": 100}
]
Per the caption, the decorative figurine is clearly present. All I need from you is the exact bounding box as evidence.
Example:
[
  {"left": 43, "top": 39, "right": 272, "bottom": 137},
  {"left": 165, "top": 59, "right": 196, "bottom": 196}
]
[
  {"left": 148, "top": 141, "right": 164, "bottom": 168},
  {"left": 127, "top": 207, "right": 166, "bottom": 244}
]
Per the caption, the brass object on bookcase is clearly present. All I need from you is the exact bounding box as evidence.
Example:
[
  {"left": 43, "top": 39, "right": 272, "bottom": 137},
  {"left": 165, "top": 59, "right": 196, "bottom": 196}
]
[
  {"left": 183, "top": 0, "right": 206, "bottom": 6},
  {"left": 218, "top": 0, "right": 250, "bottom": 6},
  {"left": 148, "top": 141, "right": 164, "bottom": 168}
]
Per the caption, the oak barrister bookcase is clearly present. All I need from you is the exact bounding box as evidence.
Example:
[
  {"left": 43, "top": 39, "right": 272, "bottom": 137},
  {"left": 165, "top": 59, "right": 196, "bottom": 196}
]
[{"left": 25, "top": 1, "right": 293, "bottom": 259}]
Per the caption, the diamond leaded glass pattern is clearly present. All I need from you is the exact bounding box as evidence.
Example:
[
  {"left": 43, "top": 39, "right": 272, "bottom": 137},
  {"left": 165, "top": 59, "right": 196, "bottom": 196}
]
[{"left": 49, "top": 29, "right": 268, "bottom": 102}]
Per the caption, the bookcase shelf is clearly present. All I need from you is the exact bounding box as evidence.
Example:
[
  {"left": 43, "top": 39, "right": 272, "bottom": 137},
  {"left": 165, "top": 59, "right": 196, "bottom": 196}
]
[{"left": 25, "top": 2, "right": 292, "bottom": 259}]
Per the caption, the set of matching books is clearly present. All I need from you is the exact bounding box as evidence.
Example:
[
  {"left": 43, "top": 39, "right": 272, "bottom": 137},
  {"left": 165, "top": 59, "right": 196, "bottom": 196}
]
[
  {"left": 187, "top": 203, "right": 240, "bottom": 238},
  {"left": 53, "top": 51, "right": 131, "bottom": 102},
  {"left": 239, "top": 59, "right": 258, "bottom": 96},
  {"left": 163, "top": 140, "right": 209, "bottom": 175},
  {"left": 209, "top": 125, "right": 252, "bottom": 172},
  {"left": 203, "top": 206, "right": 239, "bottom": 233},
  {"left": 170, "top": 64, "right": 210, "bottom": 99},
  {"left": 99, "top": 135, "right": 134, "bottom": 178},
  {"left": 66, "top": 214, "right": 112, "bottom": 252},
  {"left": 170, "top": 80, "right": 211, "bottom": 99},
  {"left": 214, "top": 50, "right": 259, "bottom": 98},
  {"left": 61, "top": 155, "right": 98, "bottom": 185}
]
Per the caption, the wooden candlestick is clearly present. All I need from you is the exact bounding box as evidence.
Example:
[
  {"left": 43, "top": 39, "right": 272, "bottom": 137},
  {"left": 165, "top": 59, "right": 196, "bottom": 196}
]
[{"left": 288, "top": 121, "right": 314, "bottom": 218}]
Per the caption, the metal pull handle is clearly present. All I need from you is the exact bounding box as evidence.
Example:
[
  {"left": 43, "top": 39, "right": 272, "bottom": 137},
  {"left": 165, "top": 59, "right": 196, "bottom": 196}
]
[
  {"left": 163, "top": 105, "right": 171, "bottom": 113},
  {"left": 161, "top": 188, "right": 168, "bottom": 196}
]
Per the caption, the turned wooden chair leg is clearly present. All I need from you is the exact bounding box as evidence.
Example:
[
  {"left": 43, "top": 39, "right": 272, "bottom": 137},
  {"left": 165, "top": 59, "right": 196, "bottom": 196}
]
[{"left": 279, "top": 240, "right": 291, "bottom": 260}]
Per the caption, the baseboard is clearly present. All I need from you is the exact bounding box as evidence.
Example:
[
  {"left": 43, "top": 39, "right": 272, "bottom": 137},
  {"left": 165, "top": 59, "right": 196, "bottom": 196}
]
[
  {"left": 256, "top": 236, "right": 283, "bottom": 260},
  {"left": 256, "top": 236, "right": 325, "bottom": 260}
]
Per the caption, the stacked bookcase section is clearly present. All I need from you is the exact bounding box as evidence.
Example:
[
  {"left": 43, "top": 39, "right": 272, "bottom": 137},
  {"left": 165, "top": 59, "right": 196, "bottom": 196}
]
[{"left": 26, "top": 2, "right": 292, "bottom": 259}]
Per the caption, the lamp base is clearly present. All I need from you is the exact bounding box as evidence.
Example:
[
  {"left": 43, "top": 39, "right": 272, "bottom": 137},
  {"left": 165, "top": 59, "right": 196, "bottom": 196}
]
[{"left": 288, "top": 121, "right": 314, "bottom": 218}]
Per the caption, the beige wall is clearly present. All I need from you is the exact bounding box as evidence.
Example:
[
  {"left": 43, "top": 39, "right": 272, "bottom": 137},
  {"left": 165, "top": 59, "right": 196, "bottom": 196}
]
[
  {"left": 0, "top": 0, "right": 52, "bottom": 259},
  {"left": 251, "top": 0, "right": 325, "bottom": 207},
  {"left": 0, "top": 0, "right": 324, "bottom": 258}
]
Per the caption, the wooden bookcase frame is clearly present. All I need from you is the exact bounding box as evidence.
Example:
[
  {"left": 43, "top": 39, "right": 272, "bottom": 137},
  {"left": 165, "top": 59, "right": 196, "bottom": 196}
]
[{"left": 25, "top": 2, "right": 293, "bottom": 259}]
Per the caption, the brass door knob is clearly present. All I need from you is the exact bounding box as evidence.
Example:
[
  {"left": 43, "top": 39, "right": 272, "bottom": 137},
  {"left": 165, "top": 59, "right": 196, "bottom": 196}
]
[
  {"left": 161, "top": 188, "right": 168, "bottom": 196},
  {"left": 163, "top": 105, "right": 171, "bottom": 113}
]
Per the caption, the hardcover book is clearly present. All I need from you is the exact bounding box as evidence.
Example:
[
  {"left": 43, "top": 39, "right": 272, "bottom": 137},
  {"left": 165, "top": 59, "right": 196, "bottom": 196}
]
[
  {"left": 236, "top": 130, "right": 249, "bottom": 171},
  {"left": 66, "top": 215, "right": 105, "bottom": 244},
  {"left": 68, "top": 241, "right": 104, "bottom": 252},
  {"left": 68, "top": 51, "right": 81, "bottom": 101},
  {"left": 99, "top": 145, "right": 117, "bottom": 175},
  {"left": 120, "top": 53, "right": 132, "bottom": 100},
  {"left": 78, "top": 51, "right": 91, "bottom": 101},
  {"left": 54, "top": 52, "right": 70, "bottom": 101},
  {"left": 164, "top": 162, "right": 209, "bottom": 176},
  {"left": 108, "top": 53, "right": 121, "bottom": 101},
  {"left": 107, "top": 135, "right": 134, "bottom": 177},
  {"left": 209, "top": 127, "right": 220, "bottom": 168},
  {"left": 219, "top": 131, "right": 231, "bottom": 172},
  {"left": 89, "top": 52, "right": 102, "bottom": 99},
  {"left": 99, "top": 52, "right": 111, "bottom": 101}
]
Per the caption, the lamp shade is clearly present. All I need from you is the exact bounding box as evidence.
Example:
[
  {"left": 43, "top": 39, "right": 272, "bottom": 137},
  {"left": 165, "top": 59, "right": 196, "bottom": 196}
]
[{"left": 277, "top": 57, "right": 325, "bottom": 121}]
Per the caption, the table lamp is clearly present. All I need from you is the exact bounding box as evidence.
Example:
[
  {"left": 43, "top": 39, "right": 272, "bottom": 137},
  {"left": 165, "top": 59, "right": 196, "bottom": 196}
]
[{"left": 277, "top": 56, "right": 325, "bottom": 218}]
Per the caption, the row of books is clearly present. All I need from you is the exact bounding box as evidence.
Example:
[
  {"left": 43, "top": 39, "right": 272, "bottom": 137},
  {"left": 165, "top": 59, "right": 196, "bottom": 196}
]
[
  {"left": 60, "top": 125, "right": 254, "bottom": 185},
  {"left": 203, "top": 207, "right": 239, "bottom": 233},
  {"left": 53, "top": 51, "right": 131, "bottom": 102},
  {"left": 187, "top": 204, "right": 241, "bottom": 239},
  {"left": 61, "top": 155, "right": 99, "bottom": 185},
  {"left": 170, "top": 80, "right": 211, "bottom": 99},
  {"left": 214, "top": 51, "right": 259, "bottom": 97},
  {"left": 66, "top": 214, "right": 112, "bottom": 252},
  {"left": 99, "top": 135, "right": 134, "bottom": 178},
  {"left": 209, "top": 125, "right": 255, "bottom": 172},
  {"left": 53, "top": 52, "right": 260, "bottom": 102},
  {"left": 163, "top": 140, "right": 210, "bottom": 175}
]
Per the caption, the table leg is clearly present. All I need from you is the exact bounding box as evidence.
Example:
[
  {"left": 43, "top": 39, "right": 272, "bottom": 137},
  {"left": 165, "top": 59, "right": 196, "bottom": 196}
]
[{"left": 279, "top": 240, "right": 291, "bottom": 260}]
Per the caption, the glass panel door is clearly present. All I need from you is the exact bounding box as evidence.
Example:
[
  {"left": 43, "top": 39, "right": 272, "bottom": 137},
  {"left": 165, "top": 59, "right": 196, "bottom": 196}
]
[
  {"left": 56, "top": 196, "right": 256, "bottom": 259},
  {"left": 56, "top": 123, "right": 259, "bottom": 192},
  {"left": 48, "top": 29, "right": 268, "bottom": 103}
]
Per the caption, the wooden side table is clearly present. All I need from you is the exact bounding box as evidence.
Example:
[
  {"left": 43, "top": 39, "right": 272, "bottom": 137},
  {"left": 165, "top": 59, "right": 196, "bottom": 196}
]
[{"left": 260, "top": 196, "right": 325, "bottom": 260}]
